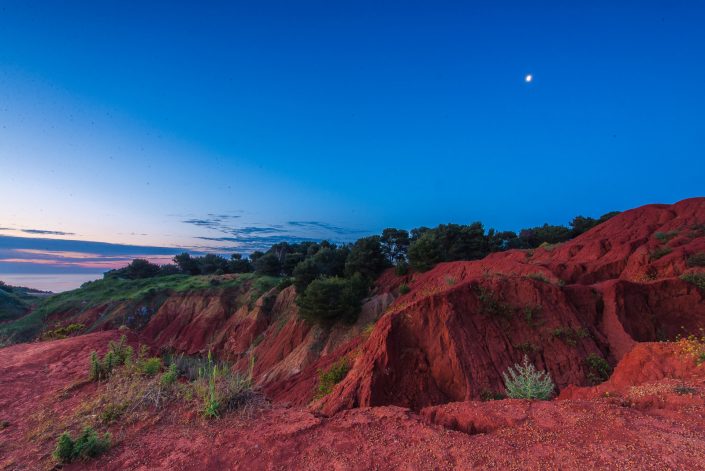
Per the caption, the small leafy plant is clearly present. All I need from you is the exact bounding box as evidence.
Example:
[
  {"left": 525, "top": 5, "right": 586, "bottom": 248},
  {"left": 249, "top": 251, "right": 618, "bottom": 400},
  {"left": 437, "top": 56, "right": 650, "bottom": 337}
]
[
  {"left": 502, "top": 355, "right": 554, "bottom": 400},
  {"left": 315, "top": 357, "right": 351, "bottom": 399},
  {"left": 196, "top": 351, "right": 257, "bottom": 419},
  {"left": 475, "top": 285, "right": 513, "bottom": 320},
  {"left": 53, "top": 427, "right": 110, "bottom": 463},
  {"left": 160, "top": 362, "right": 178, "bottom": 386},
  {"left": 138, "top": 357, "right": 162, "bottom": 376},
  {"left": 399, "top": 283, "right": 410, "bottom": 295},
  {"left": 89, "top": 335, "right": 133, "bottom": 381}
]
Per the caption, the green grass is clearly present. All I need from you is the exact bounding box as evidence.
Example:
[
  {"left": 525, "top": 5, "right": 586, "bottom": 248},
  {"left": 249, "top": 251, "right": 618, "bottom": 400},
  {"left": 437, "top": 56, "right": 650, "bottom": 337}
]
[
  {"left": 0, "top": 284, "right": 47, "bottom": 322},
  {"left": 0, "top": 273, "right": 281, "bottom": 344}
]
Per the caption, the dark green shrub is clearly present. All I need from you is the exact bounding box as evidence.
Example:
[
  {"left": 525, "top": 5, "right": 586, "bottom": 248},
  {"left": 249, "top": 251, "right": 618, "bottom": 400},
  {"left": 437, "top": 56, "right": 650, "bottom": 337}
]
[
  {"left": 407, "top": 232, "right": 442, "bottom": 272},
  {"left": 654, "top": 230, "right": 679, "bottom": 243},
  {"left": 519, "top": 224, "right": 572, "bottom": 248},
  {"left": 523, "top": 305, "right": 541, "bottom": 327},
  {"left": 54, "top": 432, "right": 75, "bottom": 463},
  {"left": 394, "top": 261, "right": 409, "bottom": 276},
  {"left": 674, "top": 384, "right": 697, "bottom": 395},
  {"left": 681, "top": 273, "right": 705, "bottom": 291},
  {"left": 344, "top": 236, "right": 390, "bottom": 280},
  {"left": 480, "top": 389, "right": 505, "bottom": 401},
  {"left": 475, "top": 285, "right": 512, "bottom": 319},
  {"left": 139, "top": 357, "right": 162, "bottom": 376},
  {"left": 686, "top": 252, "right": 705, "bottom": 268},
  {"left": 297, "top": 276, "right": 366, "bottom": 324},
  {"left": 551, "top": 326, "right": 589, "bottom": 346},
  {"left": 292, "top": 247, "right": 348, "bottom": 293},
  {"left": 585, "top": 353, "right": 612, "bottom": 385},
  {"left": 399, "top": 284, "right": 411, "bottom": 295},
  {"left": 73, "top": 427, "right": 111, "bottom": 459},
  {"left": 254, "top": 253, "right": 282, "bottom": 276},
  {"left": 650, "top": 246, "right": 672, "bottom": 260},
  {"left": 160, "top": 362, "right": 178, "bottom": 386},
  {"left": 525, "top": 273, "right": 549, "bottom": 283},
  {"left": 53, "top": 427, "right": 110, "bottom": 463},
  {"left": 277, "top": 277, "right": 294, "bottom": 291}
]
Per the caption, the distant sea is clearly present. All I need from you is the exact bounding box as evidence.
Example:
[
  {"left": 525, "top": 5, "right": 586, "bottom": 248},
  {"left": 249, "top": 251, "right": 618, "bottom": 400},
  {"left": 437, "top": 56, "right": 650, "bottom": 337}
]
[{"left": 0, "top": 274, "right": 102, "bottom": 293}]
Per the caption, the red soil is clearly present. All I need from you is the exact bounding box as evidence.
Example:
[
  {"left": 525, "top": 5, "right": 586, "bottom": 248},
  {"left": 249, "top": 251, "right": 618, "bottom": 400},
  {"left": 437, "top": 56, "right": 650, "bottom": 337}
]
[{"left": 2, "top": 333, "right": 704, "bottom": 470}]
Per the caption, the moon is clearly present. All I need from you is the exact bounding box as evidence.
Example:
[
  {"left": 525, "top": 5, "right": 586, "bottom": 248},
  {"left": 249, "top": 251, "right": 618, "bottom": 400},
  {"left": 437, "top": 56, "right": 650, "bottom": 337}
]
[{"left": 525, "top": 74, "right": 533, "bottom": 83}]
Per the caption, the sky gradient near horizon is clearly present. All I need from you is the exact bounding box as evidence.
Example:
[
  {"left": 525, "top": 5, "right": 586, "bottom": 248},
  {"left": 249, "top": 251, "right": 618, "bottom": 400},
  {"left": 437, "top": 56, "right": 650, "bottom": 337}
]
[{"left": 1, "top": 1, "right": 704, "bottom": 290}]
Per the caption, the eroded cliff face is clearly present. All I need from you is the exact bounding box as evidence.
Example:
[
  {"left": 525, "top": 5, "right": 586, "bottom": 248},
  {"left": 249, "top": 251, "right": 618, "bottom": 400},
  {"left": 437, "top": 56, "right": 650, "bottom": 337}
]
[
  {"left": 316, "top": 198, "right": 705, "bottom": 414},
  {"left": 137, "top": 283, "right": 394, "bottom": 406}
]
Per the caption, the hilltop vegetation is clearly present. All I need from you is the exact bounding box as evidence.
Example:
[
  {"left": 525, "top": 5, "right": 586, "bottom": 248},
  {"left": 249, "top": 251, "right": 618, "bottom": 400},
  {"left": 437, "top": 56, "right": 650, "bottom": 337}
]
[
  {"left": 0, "top": 282, "right": 49, "bottom": 324},
  {"left": 0, "top": 274, "right": 280, "bottom": 344}
]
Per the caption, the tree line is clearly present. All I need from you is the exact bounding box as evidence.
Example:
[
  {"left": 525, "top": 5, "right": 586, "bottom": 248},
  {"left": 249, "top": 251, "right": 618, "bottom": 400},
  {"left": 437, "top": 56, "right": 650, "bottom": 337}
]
[{"left": 104, "top": 211, "right": 619, "bottom": 324}]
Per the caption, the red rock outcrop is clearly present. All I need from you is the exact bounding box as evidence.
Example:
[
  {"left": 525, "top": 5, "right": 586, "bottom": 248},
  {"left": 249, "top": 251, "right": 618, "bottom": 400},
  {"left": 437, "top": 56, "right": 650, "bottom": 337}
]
[{"left": 318, "top": 198, "right": 705, "bottom": 414}]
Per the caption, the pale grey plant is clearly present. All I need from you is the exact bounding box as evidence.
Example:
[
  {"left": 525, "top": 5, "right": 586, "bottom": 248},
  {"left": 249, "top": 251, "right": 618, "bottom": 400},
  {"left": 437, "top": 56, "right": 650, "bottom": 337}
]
[{"left": 502, "top": 355, "right": 555, "bottom": 400}]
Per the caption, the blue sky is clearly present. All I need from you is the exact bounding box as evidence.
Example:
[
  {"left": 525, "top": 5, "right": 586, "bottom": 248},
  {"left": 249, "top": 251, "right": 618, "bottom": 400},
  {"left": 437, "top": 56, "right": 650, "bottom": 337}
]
[{"left": 1, "top": 1, "right": 704, "bottom": 288}]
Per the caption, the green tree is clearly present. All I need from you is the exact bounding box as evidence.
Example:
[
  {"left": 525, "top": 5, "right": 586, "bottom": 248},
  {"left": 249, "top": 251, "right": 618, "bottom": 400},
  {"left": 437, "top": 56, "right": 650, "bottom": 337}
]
[
  {"left": 487, "top": 229, "right": 521, "bottom": 251},
  {"left": 380, "top": 228, "right": 410, "bottom": 264},
  {"left": 344, "top": 236, "right": 390, "bottom": 280},
  {"left": 570, "top": 216, "right": 598, "bottom": 237},
  {"left": 228, "top": 253, "right": 253, "bottom": 273},
  {"left": 198, "top": 254, "right": 229, "bottom": 275},
  {"left": 173, "top": 253, "right": 200, "bottom": 275},
  {"left": 254, "top": 252, "right": 282, "bottom": 276},
  {"left": 282, "top": 252, "right": 304, "bottom": 276},
  {"left": 249, "top": 251, "right": 265, "bottom": 265},
  {"left": 293, "top": 246, "right": 348, "bottom": 293},
  {"left": 297, "top": 276, "right": 366, "bottom": 324},
  {"left": 598, "top": 211, "right": 620, "bottom": 224},
  {"left": 519, "top": 224, "right": 572, "bottom": 247},
  {"left": 408, "top": 232, "right": 442, "bottom": 272}
]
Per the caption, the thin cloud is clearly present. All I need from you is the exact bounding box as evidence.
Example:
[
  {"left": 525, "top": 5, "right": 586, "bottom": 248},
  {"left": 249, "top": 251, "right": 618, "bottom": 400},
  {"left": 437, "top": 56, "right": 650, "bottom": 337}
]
[
  {"left": 14, "top": 249, "right": 104, "bottom": 259},
  {"left": 287, "top": 221, "right": 367, "bottom": 235},
  {"left": 21, "top": 228, "right": 76, "bottom": 236},
  {"left": 0, "top": 235, "right": 187, "bottom": 275}
]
